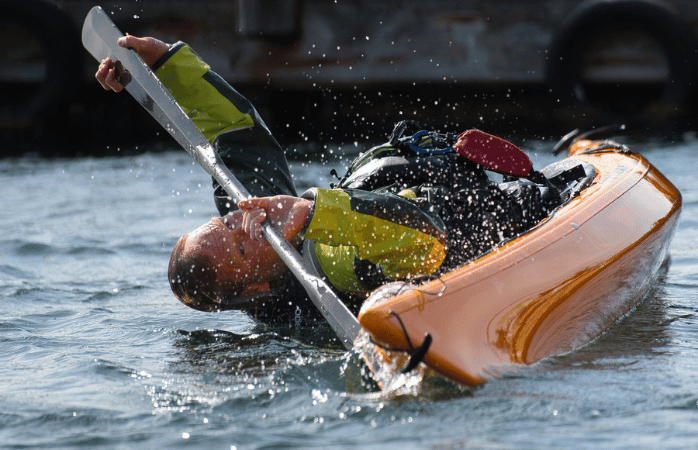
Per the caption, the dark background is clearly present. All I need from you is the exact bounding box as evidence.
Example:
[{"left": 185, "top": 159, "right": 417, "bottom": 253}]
[{"left": 2, "top": 0, "right": 698, "bottom": 157}]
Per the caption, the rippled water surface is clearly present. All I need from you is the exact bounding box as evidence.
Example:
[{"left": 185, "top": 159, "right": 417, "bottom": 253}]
[{"left": 2, "top": 136, "right": 698, "bottom": 449}]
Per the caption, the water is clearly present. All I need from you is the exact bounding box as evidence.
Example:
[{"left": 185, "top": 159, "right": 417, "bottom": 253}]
[{"left": 2, "top": 136, "right": 698, "bottom": 449}]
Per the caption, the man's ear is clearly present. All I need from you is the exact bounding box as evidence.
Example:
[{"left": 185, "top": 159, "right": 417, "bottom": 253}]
[{"left": 239, "top": 282, "right": 271, "bottom": 297}]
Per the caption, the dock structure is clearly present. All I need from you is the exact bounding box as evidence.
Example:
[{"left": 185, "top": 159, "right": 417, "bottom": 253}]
[{"left": 2, "top": 0, "right": 698, "bottom": 155}]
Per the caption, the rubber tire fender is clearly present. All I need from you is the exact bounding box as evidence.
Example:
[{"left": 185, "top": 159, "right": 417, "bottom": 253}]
[
  {"left": 545, "top": 0, "right": 698, "bottom": 108},
  {"left": 0, "top": 0, "right": 83, "bottom": 121}
]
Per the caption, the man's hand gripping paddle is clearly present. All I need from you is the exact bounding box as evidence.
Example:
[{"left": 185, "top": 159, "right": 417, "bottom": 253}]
[{"left": 81, "top": 6, "right": 361, "bottom": 350}]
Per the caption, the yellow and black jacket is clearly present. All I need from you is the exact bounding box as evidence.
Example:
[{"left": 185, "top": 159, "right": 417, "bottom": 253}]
[
  {"left": 154, "top": 42, "right": 298, "bottom": 214},
  {"left": 156, "top": 42, "right": 451, "bottom": 319},
  {"left": 300, "top": 187, "right": 447, "bottom": 299}
]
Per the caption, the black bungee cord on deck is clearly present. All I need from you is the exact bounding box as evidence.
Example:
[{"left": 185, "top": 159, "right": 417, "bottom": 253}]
[{"left": 389, "top": 311, "right": 433, "bottom": 374}]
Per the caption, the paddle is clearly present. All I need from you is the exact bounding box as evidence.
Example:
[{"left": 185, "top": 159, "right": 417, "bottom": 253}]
[{"left": 81, "top": 6, "right": 361, "bottom": 349}]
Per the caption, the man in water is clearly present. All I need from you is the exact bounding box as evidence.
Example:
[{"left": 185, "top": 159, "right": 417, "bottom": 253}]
[{"left": 97, "top": 36, "right": 550, "bottom": 326}]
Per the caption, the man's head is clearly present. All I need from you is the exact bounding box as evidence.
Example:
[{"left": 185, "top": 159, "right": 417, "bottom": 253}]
[{"left": 168, "top": 212, "right": 287, "bottom": 311}]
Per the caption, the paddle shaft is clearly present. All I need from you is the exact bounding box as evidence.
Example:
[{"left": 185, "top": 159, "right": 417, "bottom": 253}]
[{"left": 81, "top": 6, "right": 361, "bottom": 349}]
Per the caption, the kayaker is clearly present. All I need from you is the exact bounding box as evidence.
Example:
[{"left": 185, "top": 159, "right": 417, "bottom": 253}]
[{"left": 97, "top": 36, "right": 554, "bottom": 326}]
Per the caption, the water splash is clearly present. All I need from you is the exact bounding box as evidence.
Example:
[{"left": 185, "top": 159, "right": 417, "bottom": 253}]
[{"left": 351, "top": 330, "right": 425, "bottom": 395}]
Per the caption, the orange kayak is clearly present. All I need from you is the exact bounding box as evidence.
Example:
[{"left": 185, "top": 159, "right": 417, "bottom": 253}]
[{"left": 358, "top": 140, "right": 682, "bottom": 387}]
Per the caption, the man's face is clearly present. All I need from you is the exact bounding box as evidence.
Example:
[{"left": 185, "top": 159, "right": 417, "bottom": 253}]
[{"left": 181, "top": 211, "right": 286, "bottom": 294}]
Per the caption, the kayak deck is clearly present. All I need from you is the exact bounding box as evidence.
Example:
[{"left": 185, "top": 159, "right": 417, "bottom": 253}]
[{"left": 358, "top": 141, "right": 682, "bottom": 386}]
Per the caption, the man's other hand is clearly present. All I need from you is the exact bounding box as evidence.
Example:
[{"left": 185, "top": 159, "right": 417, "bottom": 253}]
[{"left": 95, "top": 35, "right": 168, "bottom": 92}]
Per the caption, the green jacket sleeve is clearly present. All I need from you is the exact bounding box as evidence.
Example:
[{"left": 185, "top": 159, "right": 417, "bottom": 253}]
[
  {"left": 301, "top": 188, "right": 448, "bottom": 281},
  {"left": 154, "top": 43, "right": 254, "bottom": 142},
  {"left": 153, "top": 42, "right": 297, "bottom": 206}
]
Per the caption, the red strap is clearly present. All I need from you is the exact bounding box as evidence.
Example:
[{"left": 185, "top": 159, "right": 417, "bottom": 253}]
[{"left": 454, "top": 129, "right": 532, "bottom": 177}]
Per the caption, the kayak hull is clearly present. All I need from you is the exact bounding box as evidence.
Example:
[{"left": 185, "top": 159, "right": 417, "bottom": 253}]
[{"left": 358, "top": 141, "right": 682, "bottom": 387}]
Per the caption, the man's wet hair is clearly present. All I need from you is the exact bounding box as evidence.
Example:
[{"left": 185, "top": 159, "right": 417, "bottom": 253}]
[{"left": 168, "top": 235, "right": 242, "bottom": 311}]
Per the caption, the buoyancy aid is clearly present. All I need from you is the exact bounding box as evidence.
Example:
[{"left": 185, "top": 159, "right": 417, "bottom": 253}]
[
  {"left": 330, "top": 121, "right": 537, "bottom": 272},
  {"left": 243, "top": 123, "right": 557, "bottom": 326}
]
